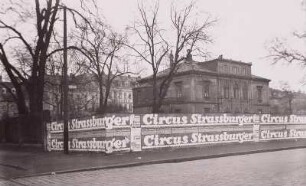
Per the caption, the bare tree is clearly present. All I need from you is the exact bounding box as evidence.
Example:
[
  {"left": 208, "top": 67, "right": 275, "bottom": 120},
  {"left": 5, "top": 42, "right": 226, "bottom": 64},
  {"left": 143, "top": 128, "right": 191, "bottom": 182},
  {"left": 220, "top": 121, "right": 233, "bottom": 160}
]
[
  {"left": 267, "top": 32, "right": 306, "bottom": 65},
  {"left": 72, "top": 17, "right": 129, "bottom": 114},
  {"left": 0, "top": 0, "right": 96, "bottom": 141},
  {"left": 280, "top": 82, "right": 294, "bottom": 114},
  {"left": 128, "top": 1, "right": 215, "bottom": 113}
]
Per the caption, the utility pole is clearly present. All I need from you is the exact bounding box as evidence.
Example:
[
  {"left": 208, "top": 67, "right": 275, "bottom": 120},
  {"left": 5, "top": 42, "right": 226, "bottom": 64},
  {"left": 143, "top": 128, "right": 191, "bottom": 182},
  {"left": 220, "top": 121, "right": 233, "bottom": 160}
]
[{"left": 63, "top": 6, "right": 69, "bottom": 154}]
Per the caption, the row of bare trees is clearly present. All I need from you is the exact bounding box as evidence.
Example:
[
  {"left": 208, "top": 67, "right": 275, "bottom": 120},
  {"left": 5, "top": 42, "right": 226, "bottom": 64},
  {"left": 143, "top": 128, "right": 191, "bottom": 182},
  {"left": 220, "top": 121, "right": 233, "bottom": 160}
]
[{"left": 0, "top": 0, "right": 216, "bottom": 141}]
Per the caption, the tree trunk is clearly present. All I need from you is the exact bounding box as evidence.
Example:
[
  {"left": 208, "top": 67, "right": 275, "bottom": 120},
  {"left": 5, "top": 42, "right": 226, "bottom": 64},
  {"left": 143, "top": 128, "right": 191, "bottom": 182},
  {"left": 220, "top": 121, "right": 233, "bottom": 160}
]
[
  {"left": 98, "top": 80, "right": 104, "bottom": 114},
  {"left": 151, "top": 75, "right": 159, "bottom": 113}
]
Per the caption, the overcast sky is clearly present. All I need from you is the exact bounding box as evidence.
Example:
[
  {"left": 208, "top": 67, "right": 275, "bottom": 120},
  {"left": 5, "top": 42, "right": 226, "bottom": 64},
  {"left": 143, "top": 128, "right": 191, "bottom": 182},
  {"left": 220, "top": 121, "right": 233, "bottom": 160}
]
[
  {"left": 0, "top": 0, "right": 305, "bottom": 91},
  {"left": 97, "top": 0, "right": 306, "bottom": 91}
]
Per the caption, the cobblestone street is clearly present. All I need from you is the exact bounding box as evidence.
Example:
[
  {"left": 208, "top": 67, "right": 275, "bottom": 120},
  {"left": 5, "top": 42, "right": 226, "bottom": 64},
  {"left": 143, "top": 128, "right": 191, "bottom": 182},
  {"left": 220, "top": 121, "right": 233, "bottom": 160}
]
[{"left": 2, "top": 148, "right": 306, "bottom": 186}]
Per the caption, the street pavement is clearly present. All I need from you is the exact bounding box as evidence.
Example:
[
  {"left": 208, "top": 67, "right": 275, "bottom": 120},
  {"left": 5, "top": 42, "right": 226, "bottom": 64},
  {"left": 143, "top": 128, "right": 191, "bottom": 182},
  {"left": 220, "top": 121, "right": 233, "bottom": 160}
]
[
  {"left": 1, "top": 148, "right": 306, "bottom": 186},
  {"left": 0, "top": 140, "right": 306, "bottom": 185}
]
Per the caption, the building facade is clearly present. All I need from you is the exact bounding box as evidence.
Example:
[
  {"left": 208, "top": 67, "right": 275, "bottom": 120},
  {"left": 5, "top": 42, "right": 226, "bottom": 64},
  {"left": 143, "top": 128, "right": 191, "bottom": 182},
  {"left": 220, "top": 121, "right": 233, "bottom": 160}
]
[
  {"left": 0, "top": 74, "right": 137, "bottom": 120},
  {"left": 0, "top": 76, "right": 19, "bottom": 119},
  {"left": 44, "top": 74, "right": 137, "bottom": 119},
  {"left": 133, "top": 55, "right": 270, "bottom": 114}
]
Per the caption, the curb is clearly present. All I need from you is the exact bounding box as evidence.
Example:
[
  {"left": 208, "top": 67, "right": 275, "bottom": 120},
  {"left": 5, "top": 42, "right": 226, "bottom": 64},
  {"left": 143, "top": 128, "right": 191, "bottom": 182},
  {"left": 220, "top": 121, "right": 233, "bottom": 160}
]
[{"left": 11, "top": 145, "right": 306, "bottom": 180}]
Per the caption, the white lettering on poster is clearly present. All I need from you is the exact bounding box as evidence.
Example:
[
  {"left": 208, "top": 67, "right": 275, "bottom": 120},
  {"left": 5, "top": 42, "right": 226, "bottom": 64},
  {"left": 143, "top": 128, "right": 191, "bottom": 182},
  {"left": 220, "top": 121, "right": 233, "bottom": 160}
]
[
  {"left": 260, "top": 130, "right": 288, "bottom": 139},
  {"left": 144, "top": 135, "right": 189, "bottom": 147},
  {"left": 190, "top": 114, "right": 260, "bottom": 125},
  {"left": 289, "top": 115, "right": 306, "bottom": 124},
  {"left": 261, "top": 115, "right": 289, "bottom": 124},
  {"left": 143, "top": 132, "right": 253, "bottom": 147},
  {"left": 50, "top": 115, "right": 137, "bottom": 132},
  {"left": 142, "top": 114, "right": 188, "bottom": 125},
  {"left": 71, "top": 137, "right": 129, "bottom": 153},
  {"left": 289, "top": 129, "right": 306, "bottom": 138},
  {"left": 48, "top": 137, "right": 130, "bottom": 153}
]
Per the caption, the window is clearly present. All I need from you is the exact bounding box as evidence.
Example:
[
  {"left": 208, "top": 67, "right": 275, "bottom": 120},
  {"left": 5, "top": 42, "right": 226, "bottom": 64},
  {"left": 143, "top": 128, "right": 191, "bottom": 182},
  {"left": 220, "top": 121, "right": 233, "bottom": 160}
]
[
  {"left": 257, "top": 86, "right": 263, "bottom": 103},
  {"left": 204, "top": 108, "right": 210, "bottom": 113},
  {"left": 175, "top": 82, "right": 183, "bottom": 98},
  {"left": 223, "top": 85, "right": 230, "bottom": 99},
  {"left": 202, "top": 82, "right": 210, "bottom": 99},
  {"left": 233, "top": 83, "right": 239, "bottom": 99},
  {"left": 243, "top": 83, "right": 248, "bottom": 100},
  {"left": 224, "top": 65, "right": 228, "bottom": 73},
  {"left": 136, "top": 90, "right": 141, "bottom": 103},
  {"left": 2, "top": 88, "right": 6, "bottom": 94}
]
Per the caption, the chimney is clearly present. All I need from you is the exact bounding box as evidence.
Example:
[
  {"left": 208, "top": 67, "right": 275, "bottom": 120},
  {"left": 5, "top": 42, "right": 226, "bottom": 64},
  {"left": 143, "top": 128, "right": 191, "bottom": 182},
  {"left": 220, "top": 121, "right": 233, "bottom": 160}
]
[
  {"left": 186, "top": 49, "right": 192, "bottom": 61},
  {"left": 218, "top": 54, "right": 223, "bottom": 59},
  {"left": 169, "top": 50, "right": 174, "bottom": 68}
]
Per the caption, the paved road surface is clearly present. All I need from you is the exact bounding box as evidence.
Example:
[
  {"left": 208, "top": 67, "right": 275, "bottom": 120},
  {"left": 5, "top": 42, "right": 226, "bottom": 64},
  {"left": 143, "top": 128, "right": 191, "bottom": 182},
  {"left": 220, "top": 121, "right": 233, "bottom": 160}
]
[{"left": 2, "top": 148, "right": 306, "bottom": 186}]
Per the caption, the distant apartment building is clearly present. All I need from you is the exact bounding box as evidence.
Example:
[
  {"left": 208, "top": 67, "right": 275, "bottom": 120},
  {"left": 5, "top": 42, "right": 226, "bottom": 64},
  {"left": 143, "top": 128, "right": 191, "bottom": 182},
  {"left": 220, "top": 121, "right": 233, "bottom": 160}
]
[
  {"left": 133, "top": 55, "right": 271, "bottom": 114},
  {"left": 108, "top": 75, "right": 137, "bottom": 112},
  {"left": 44, "top": 73, "right": 137, "bottom": 119},
  {"left": 0, "top": 76, "right": 19, "bottom": 118},
  {"left": 0, "top": 73, "right": 137, "bottom": 120}
]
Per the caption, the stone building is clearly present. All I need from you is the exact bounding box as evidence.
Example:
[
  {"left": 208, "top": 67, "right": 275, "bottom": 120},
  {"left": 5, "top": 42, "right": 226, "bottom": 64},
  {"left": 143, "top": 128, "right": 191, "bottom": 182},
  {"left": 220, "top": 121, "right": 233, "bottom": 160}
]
[
  {"left": 108, "top": 75, "right": 137, "bottom": 113},
  {"left": 0, "top": 76, "right": 19, "bottom": 118},
  {"left": 0, "top": 73, "right": 137, "bottom": 120},
  {"left": 44, "top": 73, "right": 137, "bottom": 119},
  {"left": 133, "top": 55, "right": 270, "bottom": 114}
]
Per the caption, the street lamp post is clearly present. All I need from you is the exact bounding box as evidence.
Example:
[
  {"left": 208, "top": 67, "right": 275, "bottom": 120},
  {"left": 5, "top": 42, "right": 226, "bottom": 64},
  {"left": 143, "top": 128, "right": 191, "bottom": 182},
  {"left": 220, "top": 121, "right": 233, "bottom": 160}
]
[{"left": 63, "top": 6, "right": 69, "bottom": 154}]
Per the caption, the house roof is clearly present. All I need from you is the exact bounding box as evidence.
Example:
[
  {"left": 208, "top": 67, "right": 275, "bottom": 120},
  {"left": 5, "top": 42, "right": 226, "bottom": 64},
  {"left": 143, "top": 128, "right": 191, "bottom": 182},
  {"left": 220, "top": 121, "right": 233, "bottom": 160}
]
[
  {"left": 140, "top": 60, "right": 216, "bottom": 81},
  {"left": 139, "top": 57, "right": 270, "bottom": 83}
]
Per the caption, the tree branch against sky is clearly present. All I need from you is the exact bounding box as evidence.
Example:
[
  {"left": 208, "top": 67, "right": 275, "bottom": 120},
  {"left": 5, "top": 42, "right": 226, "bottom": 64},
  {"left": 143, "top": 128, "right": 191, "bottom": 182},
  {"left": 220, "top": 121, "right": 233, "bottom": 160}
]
[
  {"left": 71, "top": 14, "right": 131, "bottom": 114},
  {"left": 127, "top": 0, "right": 216, "bottom": 113},
  {"left": 264, "top": 0, "right": 306, "bottom": 91},
  {"left": 0, "top": 0, "right": 98, "bottom": 142},
  {"left": 267, "top": 32, "right": 306, "bottom": 65}
]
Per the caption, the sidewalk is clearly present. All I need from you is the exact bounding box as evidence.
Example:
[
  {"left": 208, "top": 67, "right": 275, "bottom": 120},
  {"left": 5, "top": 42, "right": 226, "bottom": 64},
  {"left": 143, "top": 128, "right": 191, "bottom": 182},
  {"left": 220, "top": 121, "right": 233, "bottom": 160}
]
[{"left": 1, "top": 140, "right": 306, "bottom": 180}]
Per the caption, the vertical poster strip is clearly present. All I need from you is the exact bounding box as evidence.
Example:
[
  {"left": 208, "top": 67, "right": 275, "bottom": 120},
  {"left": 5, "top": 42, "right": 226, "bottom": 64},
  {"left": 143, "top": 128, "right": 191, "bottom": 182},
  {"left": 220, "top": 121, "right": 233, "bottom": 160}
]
[
  {"left": 131, "top": 115, "right": 142, "bottom": 152},
  {"left": 253, "top": 124, "right": 260, "bottom": 142},
  {"left": 46, "top": 122, "right": 51, "bottom": 151},
  {"left": 131, "top": 127, "right": 142, "bottom": 152}
]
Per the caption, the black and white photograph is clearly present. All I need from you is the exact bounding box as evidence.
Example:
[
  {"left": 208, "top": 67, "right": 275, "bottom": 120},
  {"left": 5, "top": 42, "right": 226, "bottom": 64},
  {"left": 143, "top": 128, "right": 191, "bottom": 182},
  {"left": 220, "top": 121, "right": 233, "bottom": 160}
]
[{"left": 0, "top": 0, "right": 306, "bottom": 185}]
